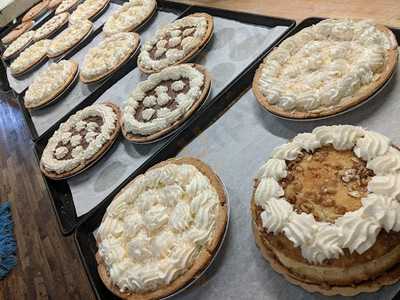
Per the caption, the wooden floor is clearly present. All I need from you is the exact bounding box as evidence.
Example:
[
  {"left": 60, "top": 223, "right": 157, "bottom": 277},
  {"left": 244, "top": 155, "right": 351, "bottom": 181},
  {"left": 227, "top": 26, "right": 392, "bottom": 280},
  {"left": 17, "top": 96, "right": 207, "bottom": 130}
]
[{"left": 0, "top": 91, "right": 95, "bottom": 300}]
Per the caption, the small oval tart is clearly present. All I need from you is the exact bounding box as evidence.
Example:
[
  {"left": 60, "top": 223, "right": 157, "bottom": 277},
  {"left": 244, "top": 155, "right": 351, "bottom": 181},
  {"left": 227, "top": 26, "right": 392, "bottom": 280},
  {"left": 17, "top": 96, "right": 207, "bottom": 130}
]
[
  {"left": 102, "top": 0, "right": 156, "bottom": 36},
  {"left": 22, "top": 1, "right": 49, "bottom": 22},
  {"left": 95, "top": 156, "right": 228, "bottom": 299},
  {"left": 33, "top": 12, "right": 69, "bottom": 41},
  {"left": 47, "top": 20, "right": 93, "bottom": 58},
  {"left": 24, "top": 60, "right": 78, "bottom": 109},
  {"left": 121, "top": 64, "right": 211, "bottom": 143},
  {"left": 69, "top": 0, "right": 110, "bottom": 24},
  {"left": 251, "top": 125, "right": 400, "bottom": 296},
  {"left": 10, "top": 39, "right": 50, "bottom": 76},
  {"left": 48, "top": 0, "right": 63, "bottom": 10},
  {"left": 2, "top": 30, "right": 35, "bottom": 60},
  {"left": 252, "top": 19, "right": 398, "bottom": 119},
  {"left": 55, "top": 0, "right": 79, "bottom": 14},
  {"left": 137, "top": 13, "right": 214, "bottom": 74},
  {"left": 1, "top": 21, "right": 33, "bottom": 45},
  {"left": 80, "top": 32, "right": 140, "bottom": 83},
  {"left": 40, "top": 103, "right": 121, "bottom": 180}
]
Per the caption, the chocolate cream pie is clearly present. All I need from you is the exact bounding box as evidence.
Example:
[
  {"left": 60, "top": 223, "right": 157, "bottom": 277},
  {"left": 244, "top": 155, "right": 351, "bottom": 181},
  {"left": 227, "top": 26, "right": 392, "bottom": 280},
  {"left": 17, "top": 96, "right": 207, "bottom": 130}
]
[
  {"left": 33, "top": 12, "right": 69, "bottom": 41},
  {"left": 251, "top": 125, "right": 400, "bottom": 295},
  {"left": 69, "top": 0, "right": 110, "bottom": 24}
]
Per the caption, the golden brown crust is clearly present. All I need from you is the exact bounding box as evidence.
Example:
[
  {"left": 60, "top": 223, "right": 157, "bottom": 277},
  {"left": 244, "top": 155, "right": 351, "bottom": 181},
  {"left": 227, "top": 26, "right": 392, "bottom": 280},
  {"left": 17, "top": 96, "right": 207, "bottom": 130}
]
[
  {"left": 252, "top": 23, "right": 398, "bottom": 120},
  {"left": 22, "top": 1, "right": 49, "bottom": 22},
  {"left": 33, "top": 13, "right": 69, "bottom": 42},
  {"left": 11, "top": 54, "right": 48, "bottom": 77},
  {"left": 1, "top": 21, "right": 33, "bottom": 45},
  {"left": 96, "top": 157, "right": 228, "bottom": 300},
  {"left": 40, "top": 102, "right": 121, "bottom": 180},
  {"left": 138, "top": 13, "right": 214, "bottom": 74},
  {"left": 48, "top": 0, "right": 63, "bottom": 10},
  {"left": 121, "top": 64, "right": 211, "bottom": 143}
]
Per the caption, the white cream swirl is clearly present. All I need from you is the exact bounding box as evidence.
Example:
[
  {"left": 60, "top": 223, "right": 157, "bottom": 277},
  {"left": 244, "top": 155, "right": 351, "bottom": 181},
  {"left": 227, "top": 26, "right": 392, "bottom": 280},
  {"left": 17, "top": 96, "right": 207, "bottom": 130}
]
[
  {"left": 283, "top": 213, "right": 316, "bottom": 248},
  {"left": 354, "top": 131, "right": 390, "bottom": 161},
  {"left": 261, "top": 198, "right": 293, "bottom": 234},
  {"left": 254, "top": 178, "right": 284, "bottom": 207},
  {"left": 362, "top": 194, "right": 400, "bottom": 232},
  {"left": 271, "top": 143, "right": 302, "bottom": 160},
  {"left": 367, "top": 147, "right": 400, "bottom": 175},
  {"left": 293, "top": 133, "right": 321, "bottom": 152},
  {"left": 256, "top": 158, "right": 287, "bottom": 181},
  {"left": 368, "top": 174, "right": 400, "bottom": 199}
]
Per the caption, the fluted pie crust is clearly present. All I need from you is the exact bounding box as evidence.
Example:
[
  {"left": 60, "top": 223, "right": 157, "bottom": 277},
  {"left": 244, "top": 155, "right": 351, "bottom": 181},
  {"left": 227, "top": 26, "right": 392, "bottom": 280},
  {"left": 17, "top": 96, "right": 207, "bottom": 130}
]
[
  {"left": 96, "top": 157, "right": 228, "bottom": 300},
  {"left": 252, "top": 23, "right": 398, "bottom": 119}
]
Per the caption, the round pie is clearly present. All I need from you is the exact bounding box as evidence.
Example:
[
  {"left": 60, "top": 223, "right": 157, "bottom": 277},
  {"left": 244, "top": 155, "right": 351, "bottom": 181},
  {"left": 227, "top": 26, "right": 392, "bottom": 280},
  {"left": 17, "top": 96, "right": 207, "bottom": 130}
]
[
  {"left": 33, "top": 12, "right": 69, "bottom": 41},
  {"left": 96, "top": 157, "right": 228, "bottom": 299},
  {"left": 24, "top": 60, "right": 78, "bottom": 109},
  {"left": 251, "top": 125, "right": 400, "bottom": 295},
  {"left": 137, "top": 13, "right": 214, "bottom": 74},
  {"left": 252, "top": 19, "right": 398, "bottom": 119},
  {"left": 69, "top": 0, "right": 110, "bottom": 24},
  {"left": 22, "top": 1, "right": 49, "bottom": 22},
  {"left": 47, "top": 20, "right": 93, "bottom": 58},
  {"left": 10, "top": 39, "right": 50, "bottom": 76},
  {"left": 55, "top": 0, "right": 79, "bottom": 14},
  {"left": 103, "top": 0, "right": 156, "bottom": 36},
  {"left": 40, "top": 103, "right": 121, "bottom": 180},
  {"left": 1, "top": 21, "right": 33, "bottom": 45},
  {"left": 2, "top": 30, "right": 35, "bottom": 60},
  {"left": 121, "top": 63, "right": 211, "bottom": 143},
  {"left": 80, "top": 32, "right": 140, "bottom": 83}
]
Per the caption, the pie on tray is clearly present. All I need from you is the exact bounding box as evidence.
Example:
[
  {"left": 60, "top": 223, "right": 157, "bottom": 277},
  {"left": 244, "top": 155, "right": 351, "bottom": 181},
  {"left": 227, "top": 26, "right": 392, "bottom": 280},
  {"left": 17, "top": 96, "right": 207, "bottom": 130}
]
[
  {"left": 137, "top": 13, "right": 214, "bottom": 74},
  {"left": 69, "top": 0, "right": 110, "bottom": 24},
  {"left": 103, "top": 0, "right": 156, "bottom": 36},
  {"left": 24, "top": 60, "right": 78, "bottom": 109},
  {"left": 80, "top": 32, "right": 140, "bottom": 83},
  {"left": 2, "top": 31, "right": 35, "bottom": 60},
  {"left": 251, "top": 125, "right": 400, "bottom": 295},
  {"left": 22, "top": 1, "right": 49, "bottom": 22},
  {"left": 10, "top": 39, "right": 51, "bottom": 76},
  {"left": 121, "top": 63, "right": 211, "bottom": 143},
  {"left": 1, "top": 21, "right": 33, "bottom": 45},
  {"left": 55, "top": 0, "right": 79, "bottom": 15},
  {"left": 33, "top": 12, "right": 69, "bottom": 41},
  {"left": 95, "top": 157, "right": 228, "bottom": 299},
  {"left": 40, "top": 103, "right": 121, "bottom": 180},
  {"left": 47, "top": 20, "right": 93, "bottom": 58},
  {"left": 252, "top": 19, "right": 398, "bottom": 119}
]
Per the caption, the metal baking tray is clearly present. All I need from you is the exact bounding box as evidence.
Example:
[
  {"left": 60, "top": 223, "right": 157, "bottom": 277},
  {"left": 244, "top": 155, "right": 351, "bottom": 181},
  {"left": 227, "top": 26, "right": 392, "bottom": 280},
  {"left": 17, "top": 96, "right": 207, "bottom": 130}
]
[{"left": 75, "top": 17, "right": 400, "bottom": 299}]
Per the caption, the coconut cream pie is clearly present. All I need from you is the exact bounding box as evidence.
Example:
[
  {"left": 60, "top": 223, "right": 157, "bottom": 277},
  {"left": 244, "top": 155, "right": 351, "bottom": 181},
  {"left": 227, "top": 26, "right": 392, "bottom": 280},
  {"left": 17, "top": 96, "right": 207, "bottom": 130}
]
[
  {"left": 10, "top": 39, "right": 50, "bottom": 76},
  {"left": 33, "top": 12, "right": 69, "bottom": 41},
  {"left": 24, "top": 60, "right": 78, "bottom": 109},
  {"left": 122, "top": 64, "right": 211, "bottom": 143},
  {"left": 251, "top": 125, "right": 400, "bottom": 295},
  {"left": 55, "top": 0, "right": 79, "bottom": 14},
  {"left": 22, "top": 1, "right": 49, "bottom": 22},
  {"left": 69, "top": 0, "right": 110, "bottom": 24},
  {"left": 80, "top": 32, "right": 140, "bottom": 83},
  {"left": 40, "top": 103, "right": 120, "bottom": 179},
  {"left": 137, "top": 13, "right": 213, "bottom": 74},
  {"left": 253, "top": 19, "right": 398, "bottom": 119},
  {"left": 1, "top": 21, "right": 33, "bottom": 45},
  {"left": 2, "top": 31, "right": 35, "bottom": 60},
  {"left": 103, "top": 0, "right": 156, "bottom": 36},
  {"left": 96, "top": 157, "right": 228, "bottom": 299}
]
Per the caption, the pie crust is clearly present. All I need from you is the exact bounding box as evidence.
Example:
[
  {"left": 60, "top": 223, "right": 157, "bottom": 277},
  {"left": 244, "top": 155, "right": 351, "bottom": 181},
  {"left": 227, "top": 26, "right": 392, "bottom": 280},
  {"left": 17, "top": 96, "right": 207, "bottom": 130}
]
[
  {"left": 22, "top": 1, "right": 49, "bottom": 22},
  {"left": 69, "top": 0, "right": 110, "bottom": 24},
  {"left": 33, "top": 12, "right": 69, "bottom": 41},
  {"left": 137, "top": 13, "right": 214, "bottom": 74},
  {"left": 40, "top": 102, "right": 121, "bottom": 180},
  {"left": 252, "top": 19, "right": 398, "bottom": 119},
  {"left": 24, "top": 60, "right": 78, "bottom": 109},
  {"left": 2, "top": 30, "right": 35, "bottom": 60},
  {"left": 121, "top": 63, "right": 211, "bottom": 143},
  {"left": 1, "top": 21, "right": 33, "bottom": 45},
  {"left": 55, "top": 0, "right": 79, "bottom": 14},
  {"left": 48, "top": 0, "right": 63, "bottom": 10},
  {"left": 95, "top": 157, "right": 228, "bottom": 300},
  {"left": 80, "top": 32, "right": 140, "bottom": 83}
]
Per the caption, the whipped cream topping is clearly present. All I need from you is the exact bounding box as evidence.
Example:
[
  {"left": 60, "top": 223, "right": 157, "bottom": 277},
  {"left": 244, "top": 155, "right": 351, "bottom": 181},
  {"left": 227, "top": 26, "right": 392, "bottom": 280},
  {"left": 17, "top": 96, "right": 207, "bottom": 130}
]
[
  {"left": 256, "top": 19, "right": 394, "bottom": 113},
  {"left": 41, "top": 104, "right": 117, "bottom": 174},
  {"left": 55, "top": 0, "right": 79, "bottom": 14},
  {"left": 10, "top": 39, "right": 50, "bottom": 75},
  {"left": 103, "top": 0, "right": 156, "bottom": 36},
  {"left": 33, "top": 12, "right": 69, "bottom": 41},
  {"left": 123, "top": 64, "right": 206, "bottom": 136},
  {"left": 138, "top": 14, "right": 210, "bottom": 72},
  {"left": 69, "top": 0, "right": 109, "bottom": 24},
  {"left": 255, "top": 125, "right": 400, "bottom": 264},
  {"left": 97, "top": 162, "right": 220, "bottom": 293},
  {"left": 3, "top": 31, "right": 35, "bottom": 59}
]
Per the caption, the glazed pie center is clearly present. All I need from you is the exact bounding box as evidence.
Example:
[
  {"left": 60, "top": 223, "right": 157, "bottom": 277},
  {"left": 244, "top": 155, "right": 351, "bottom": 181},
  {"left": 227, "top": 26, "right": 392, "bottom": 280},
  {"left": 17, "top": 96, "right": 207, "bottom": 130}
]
[{"left": 283, "top": 146, "right": 374, "bottom": 222}]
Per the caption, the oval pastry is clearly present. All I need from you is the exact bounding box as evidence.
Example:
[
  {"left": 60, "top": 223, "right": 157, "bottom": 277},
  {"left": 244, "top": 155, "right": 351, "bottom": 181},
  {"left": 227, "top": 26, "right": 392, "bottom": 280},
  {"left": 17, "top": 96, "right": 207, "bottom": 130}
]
[
  {"left": 40, "top": 103, "right": 121, "bottom": 179},
  {"left": 251, "top": 125, "right": 400, "bottom": 295},
  {"left": 1, "top": 21, "right": 33, "bottom": 45},
  {"left": 2, "top": 31, "right": 35, "bottom": 60},
  {"left": 55, "top": 0, "right": 79, "bottom": 14},
  {"left": 96, "top": 157, "right": 228, "bottom": 299},
  {"left": 80, "top": 32, "right": 140, "bottom": 83},
  {"left": 33, "top": 12, "right": 69, "bottom": 41},
  {"left": 137, "top": 13, "right": 214, "bottom": 74},
  {"left": 22, "top": 1, "right": 49, "bottom": 22},
  {"left": 121, "top": 63, "right": 211, "bottom": 143},
  {"left": 103, "top": 0, "right": 156, "bottom": 36},
  {"left": 252, "top": 19, "right": 398, "bottom": 119},
  {"left": 24, "top": 60, "right": 78, "bottom": 109},
  {"left": 48, "top": 0, "right": 63, "bottom": 10},
  {"left": 69, "top": 0, "right": 110, "bottom": 24}
]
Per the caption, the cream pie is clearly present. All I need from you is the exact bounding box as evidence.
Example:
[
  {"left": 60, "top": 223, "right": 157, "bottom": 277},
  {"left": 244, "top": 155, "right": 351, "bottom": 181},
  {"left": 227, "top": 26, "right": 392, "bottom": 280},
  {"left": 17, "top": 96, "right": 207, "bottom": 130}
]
[
  {"left": 1, "top": 21, "right": 33, "bottom": 45},
  {"left": 137, "top": 13, "right": 214, "bottom": 74},
  {"left": 122, "top": 64, "right": 211, "bottom": 143},
  {"left": 55, "top": 0, "right": 79, "bottom": 14},
  {"left": 251, "top": 125, "right": 400, "bottom": 295},
  {"left": 10, "top": 39, "right": 50, "bottom": 76},
  {"left": 69, "top": 0, "right": 110, "bottom": 24},
  {"left": 96, "top": 157, "right": 228, "bottom": 299},
  {"left": 47, "top": 20, "right": 93, "bottom": 58},
  {"left": 24, "top": 60, "right": 78, "bottom": 109},
  {"left": 80, "top": 32, "right": 140, "bottom": 83},
  {"left": 22, "top": 1, "right": 49, "bottom": 22},
  {"left": 253, "top": 19, "right": 398, "bottom": 119},
  {"left": 103, "top": 0, "right": 156, "bottom": 36},
  {"left": 33, "top": 12, "right": 69, "bottom": 41},
  {"left": 40, "top": 103, "right": 121, "bottom": 179},
  {"left": 2, "top": 30, "right": 35, "bottom": 60}
]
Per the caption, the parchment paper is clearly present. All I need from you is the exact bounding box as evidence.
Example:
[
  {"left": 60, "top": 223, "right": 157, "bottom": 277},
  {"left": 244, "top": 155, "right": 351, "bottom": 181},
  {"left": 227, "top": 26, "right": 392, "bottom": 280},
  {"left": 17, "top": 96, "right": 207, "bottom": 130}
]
[{"left": 67, "top": 16, "right": 289, "bottom": 217}]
